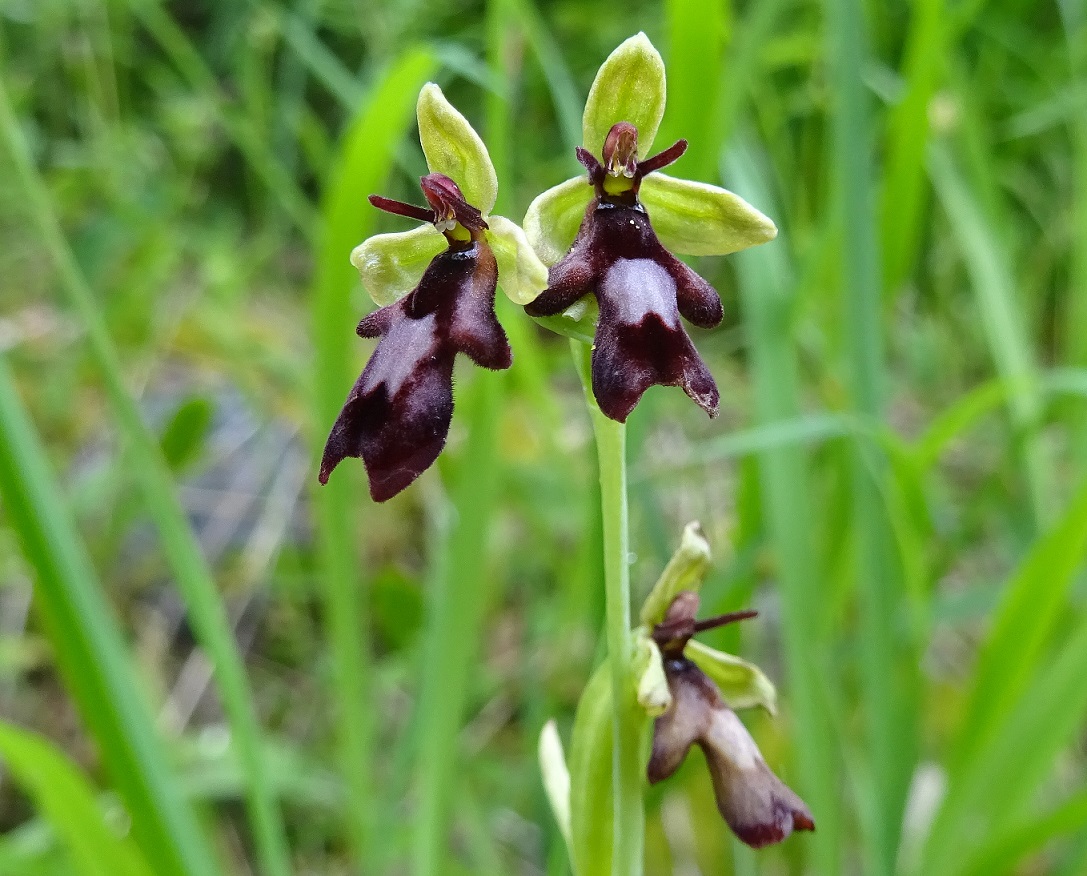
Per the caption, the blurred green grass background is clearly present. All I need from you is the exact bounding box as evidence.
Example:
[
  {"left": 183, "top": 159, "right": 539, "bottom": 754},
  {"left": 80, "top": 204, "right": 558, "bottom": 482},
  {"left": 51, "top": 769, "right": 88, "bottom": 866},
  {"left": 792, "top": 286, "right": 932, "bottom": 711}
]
[{"left": 2, "top": 0, "right": 1087, "bottom": 873}]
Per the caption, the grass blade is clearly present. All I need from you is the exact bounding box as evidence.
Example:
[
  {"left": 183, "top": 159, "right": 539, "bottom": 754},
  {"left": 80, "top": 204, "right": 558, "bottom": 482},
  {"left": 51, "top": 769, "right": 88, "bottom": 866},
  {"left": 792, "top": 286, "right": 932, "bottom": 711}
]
[
  {"left": 0, "top": 358, "right": 217, "bottom": 876},
  {"left": 0, "top": 721, "right": 155, "bottom": 876},
  {"left": 308, "top": 47, "right": 437, "bottom": 866},
  {"left": 928, "top": 143, "right": 1052, "bottom": 523},
  {"left": 726, "top": 141, "right": 844, "bottom": 876},
  {"left": 0, "top": 67, "right": 292, "bottom": 876},
  {"left": 824, "top": 0, "right": 917, "bottom": 867}
]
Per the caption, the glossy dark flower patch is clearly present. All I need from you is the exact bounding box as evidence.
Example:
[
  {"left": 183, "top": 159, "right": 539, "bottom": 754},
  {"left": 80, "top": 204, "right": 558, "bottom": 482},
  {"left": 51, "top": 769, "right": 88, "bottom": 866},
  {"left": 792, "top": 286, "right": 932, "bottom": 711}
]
[
  {"left": 319, "top": 173, "right": 511, "bottom": 501},
  {"left": 525, "top": 123, "right": 724, "bottom": 422},
  {"left": 648, "top": 591, "right": 816, "bottom": 848}
]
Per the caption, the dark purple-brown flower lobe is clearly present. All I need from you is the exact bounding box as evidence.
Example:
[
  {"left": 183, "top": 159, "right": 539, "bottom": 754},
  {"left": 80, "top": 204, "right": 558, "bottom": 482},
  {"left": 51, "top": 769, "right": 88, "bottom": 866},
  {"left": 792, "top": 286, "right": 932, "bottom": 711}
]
[
  {"left": 526, "top": 124, "right": 722, "bottom": 421},
  {"left": 320, "top": 174, "right": 509, "bottom": 501},
  {"left": 647, "top": 592, "right": 815, "bottom": 848}
]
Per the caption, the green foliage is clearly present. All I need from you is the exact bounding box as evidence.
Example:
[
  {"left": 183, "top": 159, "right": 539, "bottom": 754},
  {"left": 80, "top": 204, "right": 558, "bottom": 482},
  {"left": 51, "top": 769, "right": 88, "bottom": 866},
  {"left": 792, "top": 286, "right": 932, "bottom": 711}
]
[{"left": 2, "top": 0, "right": 1087, "bottom": 873}]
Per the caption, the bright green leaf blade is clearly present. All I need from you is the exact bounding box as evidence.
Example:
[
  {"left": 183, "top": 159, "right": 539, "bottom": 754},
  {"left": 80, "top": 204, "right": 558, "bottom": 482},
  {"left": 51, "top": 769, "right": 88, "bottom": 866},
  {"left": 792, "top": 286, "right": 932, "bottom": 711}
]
[
  {"left": 0, "top": 71, "right": 292, "bottom": 876},
  {"left": 417, "top": 82, "right": 498, "bottom": 214},
  {"left": 583, "top": 32, "right": 666, "bottom": 157},
  {"left": 686, "top": 640, "right": 778, "bottom": 715},
  {"left": 523, "top": 176, "right": 590, "bottom": 266},
  {"left": 488, "top": 215, "right": 548, "bottom": 304},
  {"left": 311, "top": 47, "right": 438, "bottom": 863},
  {"left": 0, "top": 358, "right": 217, "bottom": 876},
  {"left": 0, "top": 722, "right": 154, "bottom": 876},
  {"left": 641, "top": 173, "right": 777, "bottom": 256},
  {"left": 953, "top": 480, "right": 1087, "bottom": 769},
  {"left": 350, "top": 225, "right": 445, "bottom": 307}
]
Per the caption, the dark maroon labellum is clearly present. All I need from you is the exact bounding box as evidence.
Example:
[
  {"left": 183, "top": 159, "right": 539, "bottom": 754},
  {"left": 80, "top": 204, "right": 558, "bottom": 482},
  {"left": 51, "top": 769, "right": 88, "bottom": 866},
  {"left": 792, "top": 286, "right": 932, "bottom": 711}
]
[
  {"left": 647, "top": 591, "right": 816, "bottom": 848},
  {"left": 319, "top": 174, "right": 510, "bottom": 501},
  {"left": 526, "top": 124, "right": 723, "bottom": 422}
]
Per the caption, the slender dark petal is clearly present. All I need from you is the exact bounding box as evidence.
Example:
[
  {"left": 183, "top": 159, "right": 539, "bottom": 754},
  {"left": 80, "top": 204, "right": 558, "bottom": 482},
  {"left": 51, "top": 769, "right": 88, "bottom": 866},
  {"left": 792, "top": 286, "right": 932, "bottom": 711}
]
[
  {"left": 368, "top": 194, "right": 436, "bottom": 224},
  {"left": 575, "top": 146, "right": 606, "bottom": 185},
  {"left": 635, "top": 138, "right": 688, "bottom": 178}
]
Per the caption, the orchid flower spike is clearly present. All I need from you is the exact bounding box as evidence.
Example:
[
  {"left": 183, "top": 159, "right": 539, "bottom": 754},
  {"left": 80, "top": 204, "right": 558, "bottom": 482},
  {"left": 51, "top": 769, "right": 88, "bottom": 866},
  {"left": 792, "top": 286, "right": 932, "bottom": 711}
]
[
  {"left": 523, "top": 33, "right": 778, "bottom": 421},
  {"left": 648, "top": 591, "right": 815, "bottom": 848},
  {"left": 320, "top": 84, "right": 548, "bottom": 501}
]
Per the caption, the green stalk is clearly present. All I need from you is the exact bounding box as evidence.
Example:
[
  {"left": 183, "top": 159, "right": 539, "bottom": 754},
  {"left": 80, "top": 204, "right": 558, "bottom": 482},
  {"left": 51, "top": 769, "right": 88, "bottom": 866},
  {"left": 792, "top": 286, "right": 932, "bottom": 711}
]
[
  {"left": 0, "top": 64, "right": 292, "bottom": 876},
  {"left": 571, "top": 341, "right": 645, "bottom": 876}
]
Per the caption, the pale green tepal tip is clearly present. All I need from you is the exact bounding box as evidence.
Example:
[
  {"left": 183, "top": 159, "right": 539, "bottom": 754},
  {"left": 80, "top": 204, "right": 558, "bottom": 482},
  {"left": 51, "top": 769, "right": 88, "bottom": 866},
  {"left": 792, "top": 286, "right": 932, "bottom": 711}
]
[
  {"left": 639, "top": 521, "right": 713, "bottom": 626},
  {"left": 634, "top": 632, "right": 672, "bottom": 717},
  {"left": 417, "top": 82, "right": 498, "bottom": 215},
  {"left": 583, "top": 32, "right": 666, "bottom": 158}
]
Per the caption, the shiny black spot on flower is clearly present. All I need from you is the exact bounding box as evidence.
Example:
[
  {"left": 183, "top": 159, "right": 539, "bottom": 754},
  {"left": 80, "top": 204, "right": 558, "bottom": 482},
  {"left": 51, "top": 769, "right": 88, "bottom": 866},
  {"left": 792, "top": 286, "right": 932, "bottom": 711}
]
[
  {"left": 647, "top": 592, "right": 815, "bottom": 848},
  {"left": 525, "top": 123, "right": 723, "bottom": 422},
  {"left": 319, "top": 174, "right": 510, "bottom": 501}
]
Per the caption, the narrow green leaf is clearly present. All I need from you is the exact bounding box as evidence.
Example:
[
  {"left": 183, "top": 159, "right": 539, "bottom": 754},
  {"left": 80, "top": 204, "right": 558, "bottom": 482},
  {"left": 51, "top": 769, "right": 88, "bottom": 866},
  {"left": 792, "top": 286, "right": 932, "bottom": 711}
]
[
  {"left": 0, "top": 358, "right": 216, "bottom": 876},
  {"left": 0, "top": 722, "right": 154, "bottom": 876},
  {"left": 310, "top": 47, "right": 437, "bottom": 864}
]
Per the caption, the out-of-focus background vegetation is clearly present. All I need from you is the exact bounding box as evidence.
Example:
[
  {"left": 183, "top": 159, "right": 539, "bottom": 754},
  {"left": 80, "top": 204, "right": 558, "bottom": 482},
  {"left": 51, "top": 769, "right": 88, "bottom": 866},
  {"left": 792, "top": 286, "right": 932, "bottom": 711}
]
[{"left": 2, "top": 0, "right": 1087, "bottom": 873}]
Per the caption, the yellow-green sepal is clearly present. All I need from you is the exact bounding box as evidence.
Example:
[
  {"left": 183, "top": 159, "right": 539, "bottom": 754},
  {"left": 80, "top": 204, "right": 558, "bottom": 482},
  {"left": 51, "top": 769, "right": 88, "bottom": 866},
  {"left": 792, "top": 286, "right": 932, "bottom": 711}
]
[
  {"left": 583, "top": 33, "right": 667, "bottom": 158},
  {"left": 417, "top": 82, "right": 498, "bottom": 214},
  {"left": 487, "top": 215, "right": 548, "bottom": 305},
  {"left": 639, "top": 522, "right": 712, "bottom": 626},
  {"left": 640, "top": 172, "right": 778, "bottom": 256},
  {"left": 523, "top": 176, "right": 592, "bottom": 266},
  {"left": 686, "top": 639, "right": 778, "bottom": 714},
  {"left": 350, "top": 224, "right": 445, "bottom": 307}
]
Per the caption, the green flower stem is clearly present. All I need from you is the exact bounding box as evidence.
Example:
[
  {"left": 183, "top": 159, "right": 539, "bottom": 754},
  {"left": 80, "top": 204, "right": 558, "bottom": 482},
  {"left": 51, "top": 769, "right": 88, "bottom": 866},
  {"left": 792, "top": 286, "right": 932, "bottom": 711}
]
[{"left": 571, "top": 340, "right": 646, "bottom": 876}]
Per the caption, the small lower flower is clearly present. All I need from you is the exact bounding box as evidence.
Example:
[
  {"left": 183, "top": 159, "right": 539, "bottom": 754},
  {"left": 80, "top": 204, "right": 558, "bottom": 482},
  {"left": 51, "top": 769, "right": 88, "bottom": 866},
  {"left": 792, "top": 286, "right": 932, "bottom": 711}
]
[
  {"left": 319, "top": 173, "right": 511, "bottom": 501},
  {"left": 647, "top": 591, "right": 815, "bottom": 848}
]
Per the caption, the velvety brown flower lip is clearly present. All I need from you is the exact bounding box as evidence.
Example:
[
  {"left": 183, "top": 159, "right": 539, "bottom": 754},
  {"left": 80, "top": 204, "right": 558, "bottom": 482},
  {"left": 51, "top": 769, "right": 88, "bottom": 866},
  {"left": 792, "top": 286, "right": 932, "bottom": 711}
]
[
  {"left": 647, "top": 591, "right": 816, "bottom": 848},
  {"left": 525, "top": 123, "right": 724, "bottom": 422},
  {"left": 319, "top": 173, "right": 510, "bottom": 501}
]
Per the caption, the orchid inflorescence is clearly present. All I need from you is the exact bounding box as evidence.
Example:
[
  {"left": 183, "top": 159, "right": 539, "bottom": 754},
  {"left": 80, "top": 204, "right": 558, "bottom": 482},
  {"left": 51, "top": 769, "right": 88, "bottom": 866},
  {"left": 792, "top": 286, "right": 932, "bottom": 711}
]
[{"left": 318, "top": 31, "right": 811, "bottom": 872}]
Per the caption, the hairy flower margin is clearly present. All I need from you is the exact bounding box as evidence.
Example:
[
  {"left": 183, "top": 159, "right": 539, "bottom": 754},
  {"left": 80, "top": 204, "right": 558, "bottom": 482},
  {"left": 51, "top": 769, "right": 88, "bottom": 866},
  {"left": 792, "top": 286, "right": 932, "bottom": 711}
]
[
  {"left": 319, "top": 84, "right": 548, "bottom": 501},
  {"left": 523, "top": 32, "right": 778, "bottom": 421}
]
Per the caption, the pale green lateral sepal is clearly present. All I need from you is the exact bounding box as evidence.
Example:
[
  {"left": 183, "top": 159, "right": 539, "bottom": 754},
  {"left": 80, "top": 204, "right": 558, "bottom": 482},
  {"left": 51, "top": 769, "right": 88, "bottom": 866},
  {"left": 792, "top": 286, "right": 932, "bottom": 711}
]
[
  {"left": 686, "top": 639, "right": 778, "bottom": 715},
  {"left": 524, "top": 176, "right": 592, "bottom": 266},
  {"left": 487, "top": 215, "right": 549, "bottom": 305},
  {"left": 583, "top": 32, "right": 667, "bottom": 158},
  {"left": 640, "top": 172, "right": 778, "bottom": 256},
  {"left": 417, "top": 82, "right": 498, "bottom": 214},
  {"left": 350, "top": 224, "right": 445, "bottom": 307}
]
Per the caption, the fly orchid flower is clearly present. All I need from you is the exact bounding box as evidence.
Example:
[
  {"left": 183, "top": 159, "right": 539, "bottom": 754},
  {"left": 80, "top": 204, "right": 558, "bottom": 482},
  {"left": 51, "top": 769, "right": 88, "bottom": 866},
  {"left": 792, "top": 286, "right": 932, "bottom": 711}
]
[
  {"left": 524, "top": 33, "right": 778, "bottom": 422},
  {"left": 648, "top": 590, "right": 815, "bottom": 848},
  {"left": 319, "top": 84, "right": 548, "bottom": 501}
]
